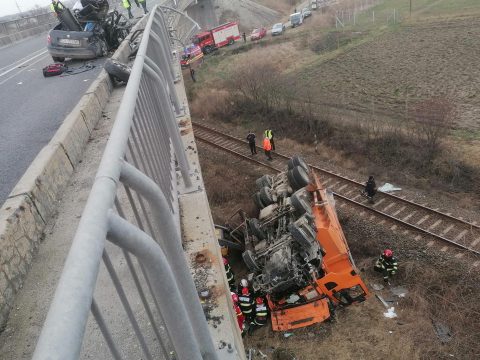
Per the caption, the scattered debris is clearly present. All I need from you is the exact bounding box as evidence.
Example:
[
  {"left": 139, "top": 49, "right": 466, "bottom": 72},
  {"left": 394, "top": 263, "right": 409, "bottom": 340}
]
[
  {"left": 432, "top": 321, "right": 453, "bottom": 343},
  {"left": 372, "top": 283, "right": 384, "bottom": 291},
  {"left": 375, "top": 294, "right": 390, "bottom": 308},
  {"left": 378, "top": 183, "right": 402, "bottom": 192},
  {"left": 390, "top": 286, "right": 408, "bottom": 298},
  {"left": 283, "top": 332, "right": 294, "bottom": 338},
  {"left": 383, "top": 307, "right": 397, "bottom": 318}
]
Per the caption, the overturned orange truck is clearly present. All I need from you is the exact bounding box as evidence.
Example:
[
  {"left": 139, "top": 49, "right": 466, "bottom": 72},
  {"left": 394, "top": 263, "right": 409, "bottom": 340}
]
[{"left": 229, "top": 156, "right": 369, "bottom": 330}]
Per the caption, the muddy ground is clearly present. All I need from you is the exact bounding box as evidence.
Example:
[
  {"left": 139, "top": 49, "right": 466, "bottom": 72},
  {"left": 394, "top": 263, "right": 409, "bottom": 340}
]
[{"left": 197, "top": 145, "right": 480, "bottom": 360}]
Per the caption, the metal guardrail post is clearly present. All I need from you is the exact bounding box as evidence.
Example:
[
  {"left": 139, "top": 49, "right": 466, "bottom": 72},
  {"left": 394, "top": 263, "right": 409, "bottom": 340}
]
[{"left": 107, "top": 212, "right": 203, "bottom": 360}]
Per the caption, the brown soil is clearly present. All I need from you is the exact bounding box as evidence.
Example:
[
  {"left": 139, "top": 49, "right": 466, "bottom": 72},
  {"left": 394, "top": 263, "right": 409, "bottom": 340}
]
[{"left": 197, "top": 144, "right": 480, "bottom": 360}]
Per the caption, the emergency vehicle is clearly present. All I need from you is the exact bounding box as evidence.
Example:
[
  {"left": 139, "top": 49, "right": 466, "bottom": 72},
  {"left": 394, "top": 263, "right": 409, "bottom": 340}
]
[{"left": 192, "top": 22, "right": 241, "bottom": 54}]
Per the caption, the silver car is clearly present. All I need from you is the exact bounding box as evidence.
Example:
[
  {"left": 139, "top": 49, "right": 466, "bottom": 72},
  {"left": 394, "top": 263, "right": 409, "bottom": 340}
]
[{"left": 271, "top": 23, "right": 286, "bottom": 36}]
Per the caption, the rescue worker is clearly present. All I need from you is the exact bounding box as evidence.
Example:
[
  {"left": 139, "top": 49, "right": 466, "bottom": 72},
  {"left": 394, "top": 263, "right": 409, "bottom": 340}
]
[
  {"left": 248, "top": 296, "right": 268, "bottom": 335},
  {"left": 374, "top": 249, "right": 398, "bottom": 284},
  {"left": 189, "top": 67, "right": 196, "bottom": 82},
  {"left": 238, "top": 287, "right": 254, "bottom": 322},
  {"left": 237, "top": 279, "right": 254, "bottom": 296},
  {"left": 246, "top": 131, "right": 257, "bottom": 155},
  {"left": 50, "top": 0, "right": 64, "bottom": 14},
  {"left": 137, "top": 0, "right": 148, "bottom": 14},
  {"left": 263, "top": 135, "right": 272, "bottom": 161},
  {"left": 242, "top": 32, "right": 247, "bottom": 43},
  {"left": 264, "top": 129, "right": 275, "bottom": 150},
  {"left": 364, "top": 175, "right": 377, "bottom": 203},
  {"left": 231, "top": 293, "right": 245, "bottom": 334},
  {"left": 223, "top": 257, "right": 235, "bottom": 291},
  {"left": 122, "top": 0, "right": 138, "bottom": 19}
]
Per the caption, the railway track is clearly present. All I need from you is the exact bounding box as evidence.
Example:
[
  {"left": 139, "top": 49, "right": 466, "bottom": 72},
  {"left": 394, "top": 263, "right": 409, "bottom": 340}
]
[{"left": 192, "top": 122, "right": 480, "bottom": 261}]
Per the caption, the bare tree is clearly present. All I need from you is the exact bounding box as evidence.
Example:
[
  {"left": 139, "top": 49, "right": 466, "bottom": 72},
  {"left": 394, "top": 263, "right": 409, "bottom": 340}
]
[{"left": 413, "top": 97, "right": 455, "bottom": 161}]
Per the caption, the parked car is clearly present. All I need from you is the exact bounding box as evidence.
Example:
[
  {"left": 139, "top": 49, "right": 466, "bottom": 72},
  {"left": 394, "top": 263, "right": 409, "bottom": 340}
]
[
  {"left": 271, "top": 23, "right": 286, "bottom": 36},
  {"left": 250, "top": 27, "right": 267, "bottom": 41},
  {"left": 302, "top": 8, "right": 312, "bottom": 18},
  {"left": 289, "top": 12, "right": 303, "bottom": 28}
]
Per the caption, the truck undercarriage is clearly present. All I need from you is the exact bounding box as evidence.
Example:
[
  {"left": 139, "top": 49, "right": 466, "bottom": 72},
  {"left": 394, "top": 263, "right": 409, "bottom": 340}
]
[{"left": 224, "top": 156, "right": 369, "bottom": 330}]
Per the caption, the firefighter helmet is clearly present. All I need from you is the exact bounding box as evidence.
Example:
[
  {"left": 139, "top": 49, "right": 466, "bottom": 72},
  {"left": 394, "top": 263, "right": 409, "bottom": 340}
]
[
  {"left": 256, "top": 297, "right": 264, "bottom": 304},
  {"left": 231, "top": 293, "right": 239, "bottom": 303},
  {"left": 240, "top": 279, "right": 248, "bottom": 288},
  {"left": 383, "top": 249, "right": 393, "bottom": 258},
  {"left": 241, "top": 287, "right": 250, "bottom": 296}
]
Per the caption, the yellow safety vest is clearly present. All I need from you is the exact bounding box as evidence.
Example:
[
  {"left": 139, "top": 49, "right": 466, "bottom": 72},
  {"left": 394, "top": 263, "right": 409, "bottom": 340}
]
[
  {"left": 264, "top": 130, "right": 272, "bottom": 139},
  {"left": 122, "top": 0, "right": 131, "bottom": 9}
]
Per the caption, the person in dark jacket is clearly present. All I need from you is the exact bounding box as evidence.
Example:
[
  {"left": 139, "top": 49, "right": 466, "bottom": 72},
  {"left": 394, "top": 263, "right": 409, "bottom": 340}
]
[
  {"left": 223, "top": 257, "right": 235, "bottom": 291},
  {"left": 239, "top": 287, "right": 254, "bottom": 322},
  {"left": 189, "top": 66, "right": 196, "bottom": 82},
  {"left": 248, "top": 296, "right": 268, "bottom": 335},
  {"left": 364, "top": 175, "right": 377, "bottom": 203},
  {"left": 374, "top": 249, "right": 398, "bottom": 284},
  {"left": 246, "top": 131, "right": 257, "bottom": 155}
]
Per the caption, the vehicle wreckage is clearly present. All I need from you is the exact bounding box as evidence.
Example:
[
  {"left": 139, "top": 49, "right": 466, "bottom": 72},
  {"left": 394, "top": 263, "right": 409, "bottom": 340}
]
[
  {"left": 221, "top": 156, "right": 369, "bottom": 330},
  {"left": 47, "top": 0, "right": 132, "bottom": 62}
]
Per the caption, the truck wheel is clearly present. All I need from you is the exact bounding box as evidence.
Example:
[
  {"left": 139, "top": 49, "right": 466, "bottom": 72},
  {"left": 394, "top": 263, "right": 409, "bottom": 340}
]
[
  {"left": 248, "top": 218, "right": 266, "bottom": 240},
  {"left": 104, "top": 59, "right": 131, "bottom": 83},
  {"left": 242, "top": 250, "right": 261, "bottom": 271},
  {"left": 228, "top": 38, "right": 234, "bottom": 45},
  {"left": 255, "top": 175, "right": 273, "bottom": 190},
  {"left": 291, "top": 189, "right": 311, "bottom": 215},
  {"left": 252, "top": 192, "right": 265, "bottom": 210},
  {"left": 259, "top": 186, "right": 274, "bottom": 206},
  {"left": 292, "top": 166, "right": 310, "bottom": 188},
  {"left": 52, "top": 56, "right": 65, "bottom": 62},
  {"left": 287, "top": 168, "right": 300, "bottom": 190},
  {"left": 287, "top": 155, "right": 309, "bottom": 172},
  {"left": 203, "top": 46, "right": 212, "bottom": 54}
]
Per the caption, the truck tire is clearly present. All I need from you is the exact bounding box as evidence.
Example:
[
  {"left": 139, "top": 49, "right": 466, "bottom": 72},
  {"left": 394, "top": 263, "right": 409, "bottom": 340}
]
[
  {"left": 292, "top": 166, "right": 310, "bottom": 188},
  {"left": 203, "top": 46, "right": 212, "bottom": 54},
  {"left": 255, "top": 174, "right": 273, "bottom": 190},
  {"left": 52, "top": 56, "right": 65, "bottom": 63},
  {"left": 104, "top": 59, "right": 130, "bottom": 83},
  {"left": 228, "top": 38, "right": 234, "bottom": 45},
  {"left": 291, "top": 189, "right": 311, "bottom": 215},
  {"left": 259, "top": 186, "right": 274, "bottom": 206},
  {"left": 248, "top": 218, "right": 266, "bottom": 240},
  {"left": 243, "top": 250, "right": 261, "bottom": 271},
  {"left": 287, "top": 155, "right": 309, "bottom": 172},
  {"left": 287, "top": 168, "right": 300, "bottom": 190},
  {"left": 252, "top": 192, "right": 265, "bottom": 210}
]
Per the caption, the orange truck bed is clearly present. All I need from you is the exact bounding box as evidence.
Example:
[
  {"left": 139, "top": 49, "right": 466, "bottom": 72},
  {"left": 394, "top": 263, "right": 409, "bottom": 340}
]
[{"left": 269, "top": 174, "right": 369, "bottom": 331}]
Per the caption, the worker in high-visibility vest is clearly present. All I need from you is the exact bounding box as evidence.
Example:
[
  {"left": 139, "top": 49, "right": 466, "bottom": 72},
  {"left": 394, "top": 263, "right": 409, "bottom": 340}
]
[
  {"left": 223, "top": 257, "right": 235, "bottom": 291},
  {"left": 231, "top": 293, "right": 245, "bottom": 334},
  {"left": 264, "top": 129, "right": 275, "bottom": 150},
  {"left": 122, "top": 0, "right": 135, "bottom": 19},
  {"left": 238, "top": 287, "right": 254, "bottom": 322},
  {"left": 263, "top": 136, "right": 272, "bottom": 161},
  {"left": 50, "top": 0, "right": 64, "bottom": 15},
  {"left": 374, "top": 249, "right": 398, "bottom": 284}
]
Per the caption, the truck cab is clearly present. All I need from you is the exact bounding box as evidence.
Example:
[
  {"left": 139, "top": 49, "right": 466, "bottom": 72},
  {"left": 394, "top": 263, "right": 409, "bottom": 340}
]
[{"left": 193, "top": 31, "right": 215, "bottom": 54}]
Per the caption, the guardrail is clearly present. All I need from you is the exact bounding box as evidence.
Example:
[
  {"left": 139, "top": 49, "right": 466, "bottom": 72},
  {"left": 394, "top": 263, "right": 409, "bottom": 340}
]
[
  {"left": 0, "top": 12, "right": 54, "bottom": 36},
  {"left": 32, "top": 5, "right": 220, "bottom": 360}
]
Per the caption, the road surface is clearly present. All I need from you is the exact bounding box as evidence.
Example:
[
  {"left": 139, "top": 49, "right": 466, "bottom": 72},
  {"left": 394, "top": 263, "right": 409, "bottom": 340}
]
[{"left": 0, "top": 33, "right": 104, "bottom": 205}]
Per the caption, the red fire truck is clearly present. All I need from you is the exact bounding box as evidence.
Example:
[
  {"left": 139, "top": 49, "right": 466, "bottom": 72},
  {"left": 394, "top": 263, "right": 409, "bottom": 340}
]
[{"left": 192, "top": 22, "right": 241, "bottom": 54}]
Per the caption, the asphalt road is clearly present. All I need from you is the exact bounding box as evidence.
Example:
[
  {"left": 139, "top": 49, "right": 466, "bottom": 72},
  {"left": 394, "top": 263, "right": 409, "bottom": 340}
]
[{"left": 0, "top": 33, "right": 105, "bottom": 205}]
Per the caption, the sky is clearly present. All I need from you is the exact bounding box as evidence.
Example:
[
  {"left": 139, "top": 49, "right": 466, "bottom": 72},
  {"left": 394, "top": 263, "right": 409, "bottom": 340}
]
[{"left": 1, "top": 0, "right": 52, "bottom": 17}]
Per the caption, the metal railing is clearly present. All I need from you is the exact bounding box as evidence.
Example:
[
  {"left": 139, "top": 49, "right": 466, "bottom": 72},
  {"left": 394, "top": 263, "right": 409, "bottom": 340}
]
[
  {"left": 32, "top": 6, "right": 219, "bottom": 360},
  {"left": 0, "top": 12, "right": 54, "bottom": 36}
]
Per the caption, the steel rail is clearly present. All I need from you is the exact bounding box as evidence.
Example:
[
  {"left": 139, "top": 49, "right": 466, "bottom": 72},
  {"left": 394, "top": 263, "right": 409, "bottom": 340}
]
[
  {"left": 192, "top": 122, "right": 480, "bottom": 257},
  {"left": 192, "top": 122, "right": 480, "bottom": 231}
]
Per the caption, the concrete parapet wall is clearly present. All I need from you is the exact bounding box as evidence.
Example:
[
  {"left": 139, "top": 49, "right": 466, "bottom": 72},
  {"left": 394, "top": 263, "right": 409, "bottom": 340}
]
[
  {"left": 0, "top": 22, "right": 57, "bottom": 47},
  {"left": 0, "top": 17, "right": 145, "bottom": 328}
]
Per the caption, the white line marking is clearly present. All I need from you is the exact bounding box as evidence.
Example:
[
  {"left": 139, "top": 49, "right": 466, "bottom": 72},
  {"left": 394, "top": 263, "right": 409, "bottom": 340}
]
[
  {"left": 0, "top": 50, "right": 48, "bottom": 78},
  {"left": 0, "top": 53, "right": 49, "bottom": 86}
]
